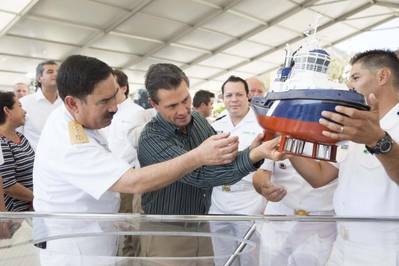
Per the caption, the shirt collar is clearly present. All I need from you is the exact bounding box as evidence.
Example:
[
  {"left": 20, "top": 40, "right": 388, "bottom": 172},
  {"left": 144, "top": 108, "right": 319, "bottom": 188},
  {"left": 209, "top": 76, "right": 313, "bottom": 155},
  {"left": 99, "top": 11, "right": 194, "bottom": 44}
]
[
  {"left": 117, "top": 98, "right": 129, "bottom": 109},
  {"left": 226, "top": 108, "right": 254, "bottom": 128},
  {"left": 34, "top": 88, "right": 46, "bottom": 101},
  {"left": 34, "top": 88, "right": 61, "bottom": 104},
  {"left": 380, "top": 102, "right": 399, "bottom": 130},
  {"left": 242, "top": 108, "right": 257, "bottom": 123}
]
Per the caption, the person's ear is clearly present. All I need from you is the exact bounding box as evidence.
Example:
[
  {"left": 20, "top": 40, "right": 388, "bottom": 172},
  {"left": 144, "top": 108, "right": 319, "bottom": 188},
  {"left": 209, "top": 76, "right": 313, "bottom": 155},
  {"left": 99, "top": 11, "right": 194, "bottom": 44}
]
[
  {"left": 3, "top": 106, "right": 11, "bottom": 117},
  {"left": 150, "top": 99, "right": 158, "bottom": 110},
  {"left": 377, "top": 67, "right": 390, "bottom": 86},
  {"left": 64, "top": 96, "right": 80, "bottom": 114},
  {"left": 120, "top": 85, "right": 128, "bottom": 95}
]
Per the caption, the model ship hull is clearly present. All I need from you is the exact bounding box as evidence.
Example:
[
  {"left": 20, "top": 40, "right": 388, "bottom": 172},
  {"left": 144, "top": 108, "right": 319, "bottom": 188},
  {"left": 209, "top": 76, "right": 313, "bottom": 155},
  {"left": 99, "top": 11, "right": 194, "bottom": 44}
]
[{"left": 251, "top": 89, "right": 369, "bottom": 144}]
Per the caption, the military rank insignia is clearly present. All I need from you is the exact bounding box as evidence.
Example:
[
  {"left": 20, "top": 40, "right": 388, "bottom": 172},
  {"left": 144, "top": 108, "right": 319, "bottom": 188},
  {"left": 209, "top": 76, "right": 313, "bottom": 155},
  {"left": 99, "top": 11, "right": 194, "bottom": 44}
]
[{"left": 68, "top": 120, "right": 89, "bottom": 144}]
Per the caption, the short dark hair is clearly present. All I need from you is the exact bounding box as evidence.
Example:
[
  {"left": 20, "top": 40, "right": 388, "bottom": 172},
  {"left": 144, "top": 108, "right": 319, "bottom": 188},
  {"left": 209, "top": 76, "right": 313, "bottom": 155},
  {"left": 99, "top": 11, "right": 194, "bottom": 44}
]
[
  {"left": 350, "top": 49, "right": 399, "bottom": 88},
  {"left": 36, "top": 60, "right": 58, "bottom": 89},
  {"left": 193, "top": 90, "right": 215, "bottom": 108},
  {"left": 57, "top": 55, "right": 113, "bottom": 101},
  {"left": 145, "top": 63, "right": 189, "bottom": 103},
  {"left": 113, "top": 69, "right": 129, "bottom": 97},
  {"left": 221, "top": 75, "right": 249, "bottom": 95},
  {"left": 0, "top": 91, "right": 16, "bottom": 125}
]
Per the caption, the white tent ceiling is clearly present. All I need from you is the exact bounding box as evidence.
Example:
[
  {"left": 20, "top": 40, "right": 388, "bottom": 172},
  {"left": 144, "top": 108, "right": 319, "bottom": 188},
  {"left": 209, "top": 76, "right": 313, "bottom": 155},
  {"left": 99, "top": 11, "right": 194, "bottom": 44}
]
[{"left": 0, "top": 0, "right": 398, "bottom": 93}]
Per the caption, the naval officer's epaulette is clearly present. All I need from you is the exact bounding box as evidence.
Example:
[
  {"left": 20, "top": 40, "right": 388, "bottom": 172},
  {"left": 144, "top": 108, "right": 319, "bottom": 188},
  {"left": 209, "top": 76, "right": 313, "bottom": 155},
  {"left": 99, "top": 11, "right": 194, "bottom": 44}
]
[{"left": 214, "top": 114, "right": 226, "bottom": 121}]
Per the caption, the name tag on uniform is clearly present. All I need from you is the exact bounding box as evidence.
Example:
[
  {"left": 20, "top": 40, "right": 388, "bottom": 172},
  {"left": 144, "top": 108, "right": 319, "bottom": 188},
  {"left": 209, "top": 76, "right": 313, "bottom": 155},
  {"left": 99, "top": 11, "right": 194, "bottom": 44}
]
[{"left": 68, "top": 121, "right": 89, "bottom": 144}]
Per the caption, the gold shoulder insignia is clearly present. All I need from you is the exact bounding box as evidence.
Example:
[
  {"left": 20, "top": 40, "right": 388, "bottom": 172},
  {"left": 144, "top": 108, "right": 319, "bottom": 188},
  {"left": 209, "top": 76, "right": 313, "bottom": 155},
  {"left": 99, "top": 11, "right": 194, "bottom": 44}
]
[{"left": 68, "top": 120, "right": 89, "bottom": 144}]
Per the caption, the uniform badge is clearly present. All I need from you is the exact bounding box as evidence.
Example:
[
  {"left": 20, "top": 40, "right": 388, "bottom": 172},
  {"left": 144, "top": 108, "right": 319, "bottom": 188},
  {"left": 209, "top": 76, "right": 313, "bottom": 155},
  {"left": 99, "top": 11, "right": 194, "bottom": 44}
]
[{"left": 68, "top": 120, "right": 89, "bottom": 144}]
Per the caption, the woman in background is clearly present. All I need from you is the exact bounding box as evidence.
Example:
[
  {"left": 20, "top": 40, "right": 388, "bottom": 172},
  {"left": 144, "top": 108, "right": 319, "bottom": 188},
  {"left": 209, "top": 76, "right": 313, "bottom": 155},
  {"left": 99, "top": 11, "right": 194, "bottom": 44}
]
[{"left": 0, "top": 91, "right": 34, "bottom": 211}]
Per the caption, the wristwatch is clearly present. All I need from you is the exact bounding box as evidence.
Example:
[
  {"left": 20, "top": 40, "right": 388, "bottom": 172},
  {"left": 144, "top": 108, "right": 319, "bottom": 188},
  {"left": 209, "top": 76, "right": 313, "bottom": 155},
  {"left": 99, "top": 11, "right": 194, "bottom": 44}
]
[{"left": 365, "top": 131, "right": 394, "bottom": 155}]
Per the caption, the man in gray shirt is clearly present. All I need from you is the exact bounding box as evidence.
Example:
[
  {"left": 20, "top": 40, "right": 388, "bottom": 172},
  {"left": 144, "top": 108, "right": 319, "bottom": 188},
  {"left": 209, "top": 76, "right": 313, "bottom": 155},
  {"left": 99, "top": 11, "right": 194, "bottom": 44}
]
[{"left": 137, "top": 63, "right": 283, "bottom": 260}]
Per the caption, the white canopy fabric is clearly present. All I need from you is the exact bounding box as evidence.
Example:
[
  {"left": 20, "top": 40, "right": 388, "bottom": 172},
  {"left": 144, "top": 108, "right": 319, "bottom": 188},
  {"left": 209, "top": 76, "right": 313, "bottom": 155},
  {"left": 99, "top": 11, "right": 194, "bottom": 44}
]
[{"left": 0, "top": 0, "right": 397, "bottom": 93}]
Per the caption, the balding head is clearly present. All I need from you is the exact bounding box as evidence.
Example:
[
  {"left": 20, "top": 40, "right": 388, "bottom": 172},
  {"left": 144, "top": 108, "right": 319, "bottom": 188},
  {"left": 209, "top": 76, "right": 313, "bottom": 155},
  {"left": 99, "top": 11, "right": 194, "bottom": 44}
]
[
  {"left": 13, "top": 82, "right": 29, "bottom": 99},
  {"left": 246, "top": 77, "right": 266, "bottom": 98}
]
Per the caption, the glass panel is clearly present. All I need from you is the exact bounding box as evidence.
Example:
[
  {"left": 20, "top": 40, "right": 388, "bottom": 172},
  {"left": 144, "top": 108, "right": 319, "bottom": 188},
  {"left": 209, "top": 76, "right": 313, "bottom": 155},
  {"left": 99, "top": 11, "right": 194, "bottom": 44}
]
[{"left": 1, "top": 213, "right": 399, "bottom": 265}]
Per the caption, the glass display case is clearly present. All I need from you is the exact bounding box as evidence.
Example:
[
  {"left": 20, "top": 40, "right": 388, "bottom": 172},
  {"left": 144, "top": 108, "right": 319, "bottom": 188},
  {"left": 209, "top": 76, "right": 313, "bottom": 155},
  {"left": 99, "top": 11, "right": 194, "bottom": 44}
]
[{"left": 1, "top": 213, "right": 398, "bottom": 266}]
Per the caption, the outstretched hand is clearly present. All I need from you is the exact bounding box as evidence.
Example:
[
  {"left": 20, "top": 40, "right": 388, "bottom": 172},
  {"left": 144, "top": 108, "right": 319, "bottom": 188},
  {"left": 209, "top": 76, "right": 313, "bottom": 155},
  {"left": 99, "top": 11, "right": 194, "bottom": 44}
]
[
  {"left": 262, "top": 137, "right": 286, "bottom": 161},
  {"left": 197, "top": 132, "right": 239, "bottom": 165},
  {"left": 249, "top": 136, "right": 287, "bottom": 163},
  {"left": 319, "top": 93, "right": 385, "bottom": 146}
]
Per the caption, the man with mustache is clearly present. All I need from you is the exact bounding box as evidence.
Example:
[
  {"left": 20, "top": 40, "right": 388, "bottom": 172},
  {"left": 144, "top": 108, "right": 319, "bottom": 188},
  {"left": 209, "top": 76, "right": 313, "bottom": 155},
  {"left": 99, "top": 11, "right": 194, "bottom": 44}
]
[{"left": 32, "top": 55, "right": 244, "bottom": 262}]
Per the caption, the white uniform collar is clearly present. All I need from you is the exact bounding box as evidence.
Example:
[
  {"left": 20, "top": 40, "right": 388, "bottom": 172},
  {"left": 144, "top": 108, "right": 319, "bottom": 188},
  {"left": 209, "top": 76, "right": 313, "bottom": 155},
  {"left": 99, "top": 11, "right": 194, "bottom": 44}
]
[
  {"left": 118, "top": 98, "right": 128, "bottom": 108},
  {"left": 34, "top": 88, "right": 46, "bottom": 101},
  {"left": 380, "top": 102, "right": 399, "bottom": 131},
  {"left": 34, "top": 88, "right": 61, "bottom": 104},
  {"left": 61, "top": 103, "right": 74, "bottom": 121},
  {"left": 227, "top": 108, "right": 256, "bottom": 127}
]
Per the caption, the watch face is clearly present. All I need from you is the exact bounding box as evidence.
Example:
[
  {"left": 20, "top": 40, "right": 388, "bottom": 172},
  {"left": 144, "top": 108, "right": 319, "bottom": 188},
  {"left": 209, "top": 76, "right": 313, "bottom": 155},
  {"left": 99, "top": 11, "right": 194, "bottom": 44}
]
[
  {"left": 366, "top": 132, "right": 393, "bottom": 154},
  {"left": 380, "top": 141, "right": 392, "bottom": 153}
]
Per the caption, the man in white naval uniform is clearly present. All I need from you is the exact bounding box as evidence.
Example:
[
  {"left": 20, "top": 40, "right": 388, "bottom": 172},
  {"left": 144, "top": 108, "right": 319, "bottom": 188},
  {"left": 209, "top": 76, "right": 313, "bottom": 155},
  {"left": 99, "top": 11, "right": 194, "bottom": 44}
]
[
  {"left": 291, "top": 50, "right": 399, "bottom": 266},
  {"left": 32, "top": 55, "right": 242, "bottom": 266},
  {"left": 209, "top": 76, "right": 267, "bottom": 266}
]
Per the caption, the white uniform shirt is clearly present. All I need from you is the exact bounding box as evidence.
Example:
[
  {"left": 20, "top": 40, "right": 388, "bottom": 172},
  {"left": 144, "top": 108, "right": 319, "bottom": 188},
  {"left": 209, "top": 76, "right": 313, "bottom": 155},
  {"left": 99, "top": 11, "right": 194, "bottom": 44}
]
[
  {"left": 104, "top": 99, "right": 153, "bottom": 168},
  {"left": 262, "top": 159, "right": 337, "bottom": 214},
  {"left": 334, "top": 103, "right": 399, "bottom": 216},
  {"left": 209, "top": 109, "right": 267, "bottom": 215},
  {"left": 33, "top": 105, "right": 131, "bottom": 214},
  {"left": 19, "top": 89, "right": 62, "bottom": 150}
]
